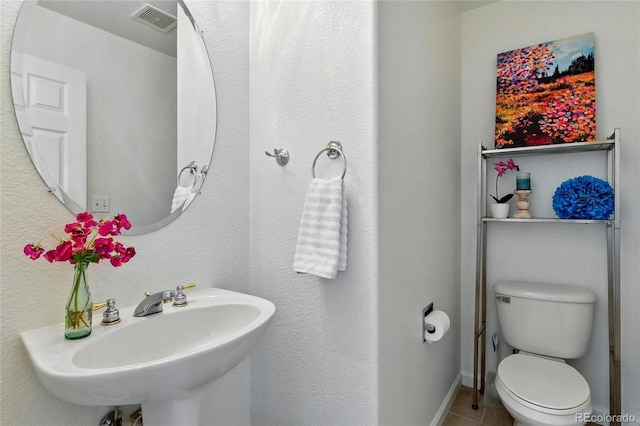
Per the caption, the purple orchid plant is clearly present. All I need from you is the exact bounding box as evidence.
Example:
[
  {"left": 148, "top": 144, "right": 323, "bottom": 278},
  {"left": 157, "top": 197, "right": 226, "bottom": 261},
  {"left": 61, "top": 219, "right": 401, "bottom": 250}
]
[{"left": 491, "top": 159, "right": 519, "bottom": 203}]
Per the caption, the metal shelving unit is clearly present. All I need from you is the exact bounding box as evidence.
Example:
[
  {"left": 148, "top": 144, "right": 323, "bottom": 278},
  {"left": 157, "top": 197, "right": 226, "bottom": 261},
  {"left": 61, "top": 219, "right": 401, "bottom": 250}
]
[{"left": 472, "top": 129, "right": 621, "bottom": 424}]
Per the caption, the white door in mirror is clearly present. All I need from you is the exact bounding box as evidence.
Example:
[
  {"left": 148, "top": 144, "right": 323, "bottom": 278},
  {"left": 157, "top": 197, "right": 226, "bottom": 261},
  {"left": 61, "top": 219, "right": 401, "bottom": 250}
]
[{"left": 12, "top": 53, "right": 87, "bottom": 210}]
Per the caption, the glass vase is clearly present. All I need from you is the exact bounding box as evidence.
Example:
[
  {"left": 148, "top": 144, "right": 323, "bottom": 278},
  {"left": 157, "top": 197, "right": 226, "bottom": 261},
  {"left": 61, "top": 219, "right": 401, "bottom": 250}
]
[{"left": 65, "top": 260, "right": 93, "bottom": 339}]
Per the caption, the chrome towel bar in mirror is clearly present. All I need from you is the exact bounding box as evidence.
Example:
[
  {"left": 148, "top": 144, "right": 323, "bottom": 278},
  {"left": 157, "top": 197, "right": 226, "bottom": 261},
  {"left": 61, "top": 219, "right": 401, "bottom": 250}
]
[{"left": 178, "top": 161, "right": 198, "bottom": 187}]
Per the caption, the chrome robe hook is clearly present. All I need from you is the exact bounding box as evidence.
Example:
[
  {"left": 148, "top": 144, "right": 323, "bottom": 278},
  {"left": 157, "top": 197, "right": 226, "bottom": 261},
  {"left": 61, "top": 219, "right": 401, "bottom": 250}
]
[{"left": 265, "top": 148, "right": 289, "bottom": 166}]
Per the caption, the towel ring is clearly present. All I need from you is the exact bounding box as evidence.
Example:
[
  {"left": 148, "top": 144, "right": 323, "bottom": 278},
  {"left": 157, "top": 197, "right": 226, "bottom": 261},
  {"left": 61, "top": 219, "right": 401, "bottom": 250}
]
[
  {"left": 178, "top": 161, "right": 198, "bottom": 187},
  {"left": 312, "top": 141, "right": 347, "bottom": 179}
]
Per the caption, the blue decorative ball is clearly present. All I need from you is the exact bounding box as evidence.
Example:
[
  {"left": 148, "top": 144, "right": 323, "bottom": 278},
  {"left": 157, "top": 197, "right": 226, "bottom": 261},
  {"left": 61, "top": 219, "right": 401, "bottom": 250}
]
[{"left": 552, "top": 175, "right": 614, "bottom": 220}]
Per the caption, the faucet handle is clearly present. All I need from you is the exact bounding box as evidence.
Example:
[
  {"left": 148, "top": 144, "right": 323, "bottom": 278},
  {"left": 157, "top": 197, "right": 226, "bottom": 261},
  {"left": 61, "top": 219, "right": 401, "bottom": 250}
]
[
  {"left": 173, "top": 283, "right": 196, "bottom": 307},
  {"left": 143, "top": 290, "right": 175, "bottom": 303},
  {"left": 93, "top": 298, "right": 121, "bottom": 325},
  {"left": 93, "top": 301, "right": 109, "bottom": 311},
  {"left": 160, "top": 290, "right": 175, "bottom": 303}
]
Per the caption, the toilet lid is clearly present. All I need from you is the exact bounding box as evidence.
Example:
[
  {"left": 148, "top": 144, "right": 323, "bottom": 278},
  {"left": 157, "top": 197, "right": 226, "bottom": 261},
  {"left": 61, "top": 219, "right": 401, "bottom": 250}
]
[{"left": 498, "top": 354, "right": 590, "bottom": 410}]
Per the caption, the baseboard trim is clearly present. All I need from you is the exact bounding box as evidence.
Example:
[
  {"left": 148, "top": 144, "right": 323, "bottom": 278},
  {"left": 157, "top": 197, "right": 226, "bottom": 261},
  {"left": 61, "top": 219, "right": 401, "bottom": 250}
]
[
  {"left": 430, "top": 372, "right": 462, "bottom": 426},
  {"left": 461, "top": 371, "right": 473, "bottom": 388}
]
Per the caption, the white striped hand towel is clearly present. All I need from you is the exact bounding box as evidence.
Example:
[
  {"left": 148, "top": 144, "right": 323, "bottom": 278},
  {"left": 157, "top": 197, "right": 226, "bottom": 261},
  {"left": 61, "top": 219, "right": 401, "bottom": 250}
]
[
  {"left": 170, "top": 186, "right": 191, "bottom": 213},
  {"left": 293, "top": 176, "right": 348, "bottom": 279}
]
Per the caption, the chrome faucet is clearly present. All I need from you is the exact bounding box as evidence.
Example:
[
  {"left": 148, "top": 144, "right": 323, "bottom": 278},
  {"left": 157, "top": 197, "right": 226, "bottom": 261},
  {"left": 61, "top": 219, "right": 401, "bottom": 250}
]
[
  {"left": 133, "top": 284, "right": 196, "bottom": 317},
  {"left": 133, "top": 290, "right": 174, "bottom": 317}
]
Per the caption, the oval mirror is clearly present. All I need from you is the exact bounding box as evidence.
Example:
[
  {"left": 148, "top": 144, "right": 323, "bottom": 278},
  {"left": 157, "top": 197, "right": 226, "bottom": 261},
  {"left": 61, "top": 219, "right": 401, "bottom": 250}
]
[{"left": 10, "top": 0, "right": 217, "bottom": 234}]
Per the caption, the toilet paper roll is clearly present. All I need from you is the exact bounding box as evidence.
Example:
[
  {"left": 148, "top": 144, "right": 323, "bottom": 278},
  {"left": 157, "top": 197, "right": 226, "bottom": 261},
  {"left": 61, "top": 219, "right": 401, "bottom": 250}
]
[{"left": 424, "top": 310, "right": 450, "bottom": 343}]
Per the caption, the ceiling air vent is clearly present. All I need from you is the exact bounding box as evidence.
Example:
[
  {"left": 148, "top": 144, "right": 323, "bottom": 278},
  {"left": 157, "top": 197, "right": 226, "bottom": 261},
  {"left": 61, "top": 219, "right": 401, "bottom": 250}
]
[{"left": 133, "top": 4, "right": 177, "bottom": 33}]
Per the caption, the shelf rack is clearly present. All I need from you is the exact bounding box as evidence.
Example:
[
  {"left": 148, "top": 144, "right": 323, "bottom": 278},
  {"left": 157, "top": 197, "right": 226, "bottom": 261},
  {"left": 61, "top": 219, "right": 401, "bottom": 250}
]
[{"left": 472, "top": 129, "right": 621, "bottom": 424}]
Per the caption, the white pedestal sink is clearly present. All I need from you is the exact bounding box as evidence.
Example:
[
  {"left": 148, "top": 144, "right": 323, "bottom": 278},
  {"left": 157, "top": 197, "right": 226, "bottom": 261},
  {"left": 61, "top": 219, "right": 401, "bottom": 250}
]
[{"left": 21, "top": 287, "right": 275, "bottom": 425}]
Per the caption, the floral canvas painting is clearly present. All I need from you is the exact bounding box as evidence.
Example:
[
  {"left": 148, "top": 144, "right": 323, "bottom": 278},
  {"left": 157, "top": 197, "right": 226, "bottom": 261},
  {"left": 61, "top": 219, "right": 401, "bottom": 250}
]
[{"left": 495, "top": 33, "right": 595, "bottom": 148}]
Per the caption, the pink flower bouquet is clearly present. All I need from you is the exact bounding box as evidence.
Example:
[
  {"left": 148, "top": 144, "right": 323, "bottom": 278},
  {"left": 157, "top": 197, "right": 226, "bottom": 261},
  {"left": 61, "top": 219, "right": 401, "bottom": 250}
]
[
  {"left": 24, "top": 212, "right": 136, "bottom": 267},
  {"left": 24, "top": 212, "right": 136, "bottom": 339}
]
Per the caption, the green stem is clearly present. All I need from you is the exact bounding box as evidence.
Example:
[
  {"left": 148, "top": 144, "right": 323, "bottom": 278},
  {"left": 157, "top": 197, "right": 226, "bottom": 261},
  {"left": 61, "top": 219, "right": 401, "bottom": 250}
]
[{"left": 69, "top": 262, "right": 86, "bottom": 329}]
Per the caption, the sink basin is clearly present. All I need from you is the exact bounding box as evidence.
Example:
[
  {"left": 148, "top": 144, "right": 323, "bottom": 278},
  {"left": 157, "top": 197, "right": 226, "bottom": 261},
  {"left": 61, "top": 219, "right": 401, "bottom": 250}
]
[{"left": 21, "top": 287, "right": 275, "bottom": 425}]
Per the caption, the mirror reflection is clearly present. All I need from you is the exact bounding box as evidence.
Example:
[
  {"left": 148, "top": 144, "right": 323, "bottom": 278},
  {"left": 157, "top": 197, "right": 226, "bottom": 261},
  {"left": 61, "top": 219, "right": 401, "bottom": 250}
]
[{"left": 11, "top": 0, "right": 216, "bottom": 234}]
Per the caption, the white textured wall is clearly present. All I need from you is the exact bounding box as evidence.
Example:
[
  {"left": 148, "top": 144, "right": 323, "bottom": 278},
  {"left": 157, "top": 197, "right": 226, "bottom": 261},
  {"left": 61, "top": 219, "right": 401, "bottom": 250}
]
[
  {"left": 460, "top": 1, "right": 640, "bottom": 420},
  {"left": 378, "top": 2, "right": 461, "bottom": 424},
  {"left": 248, "top": 1, "right": 379, "bottom": 424},
  {"left": 0, "top": 1, "right": 251, "bottom": 424},
  {"left": 4, "top": 0, "right": 638, "bottom": 425}
]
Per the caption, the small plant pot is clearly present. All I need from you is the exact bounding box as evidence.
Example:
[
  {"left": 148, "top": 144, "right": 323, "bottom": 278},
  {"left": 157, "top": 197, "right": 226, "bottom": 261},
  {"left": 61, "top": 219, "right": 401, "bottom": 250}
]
[{"left": 491, "top": 203, "right": 510, "bottom": 219}]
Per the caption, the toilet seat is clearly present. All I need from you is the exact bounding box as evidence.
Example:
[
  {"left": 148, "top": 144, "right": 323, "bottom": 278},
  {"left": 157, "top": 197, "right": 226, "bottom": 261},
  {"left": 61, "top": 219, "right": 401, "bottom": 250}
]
[{"left": 497, "top": 354, "right": 590, "bottom": 413}]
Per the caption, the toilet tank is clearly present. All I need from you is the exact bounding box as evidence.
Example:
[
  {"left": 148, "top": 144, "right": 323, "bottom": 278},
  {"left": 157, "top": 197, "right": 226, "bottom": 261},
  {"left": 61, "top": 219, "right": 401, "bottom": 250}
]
[{"left": 494, "top": 281, "right": 596, "bottom": 359}]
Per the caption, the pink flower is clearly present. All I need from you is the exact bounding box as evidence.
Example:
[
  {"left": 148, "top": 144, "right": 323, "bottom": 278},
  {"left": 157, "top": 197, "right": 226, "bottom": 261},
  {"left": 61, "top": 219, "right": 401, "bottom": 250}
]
[
  {"left": 76, "top": 212, "right": 96, "bottom": 228},
  {"left": 53, "top": 240, "right": 73, "bottom": 262},
  {"left": 64, "top": 221, "right": 82, "bottom": 234},
  {"left": 110, "top": 243, "right": 136, "bottom": 267},
  {"left": 98, "top": 214, "right": 133, "bottom": 236},
  {"left": 71, "top": 234, "right": 88, "bottom": 249},
  {"left": 65, "top": 220, "right": 93, "bottom": 249},
  {"left": 98, "top": 220, "right": 119, "bottom": 236},
  {"left": 44, "top": 250, "right": 57, "bottom": 263},
  {"left": 120, "top": 246, "right": 136, "bottom": 263},
  {"left": 24, "top": 244, "right": 44, "bottom": 260},
  {"left": 94, "top": 238, "right": 115, "bottom": 257},
  {"left": 124, "top": 247, "right": 136, "bottom": 260},
  {"left": 494, "top": 159, "right": 518, "bottom": 176},
  {"left": 115, "top": 214, "right": 131, "bottom": 231}
]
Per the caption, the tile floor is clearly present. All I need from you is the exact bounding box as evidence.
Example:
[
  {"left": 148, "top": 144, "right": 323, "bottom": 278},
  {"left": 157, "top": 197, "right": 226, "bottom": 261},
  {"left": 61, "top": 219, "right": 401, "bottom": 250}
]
[
  {"left": 442, "top": 385, "right": 600, "bottom": 426},
  {"left": 443, "top": 386, "right": 513, "bottom": 426}
]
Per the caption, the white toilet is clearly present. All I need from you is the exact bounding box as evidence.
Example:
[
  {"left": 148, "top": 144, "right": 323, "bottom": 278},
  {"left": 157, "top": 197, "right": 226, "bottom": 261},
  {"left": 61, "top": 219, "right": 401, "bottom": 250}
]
[{"left": 493, "top": 281, "right": 596, "bottom": 426}]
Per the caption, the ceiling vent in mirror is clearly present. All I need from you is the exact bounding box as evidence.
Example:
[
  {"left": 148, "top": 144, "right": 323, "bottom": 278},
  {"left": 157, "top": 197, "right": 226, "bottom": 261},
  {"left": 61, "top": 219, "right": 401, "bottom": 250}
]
[{"left": 133, "top": 4, "right": 177, "bottom": 33}]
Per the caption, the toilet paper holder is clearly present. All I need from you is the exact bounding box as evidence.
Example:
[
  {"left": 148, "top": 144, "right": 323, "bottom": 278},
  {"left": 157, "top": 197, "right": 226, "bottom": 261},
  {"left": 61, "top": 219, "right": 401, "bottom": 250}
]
[{"left": 422, "top": 302, "right": 435, "bottom": 342}]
